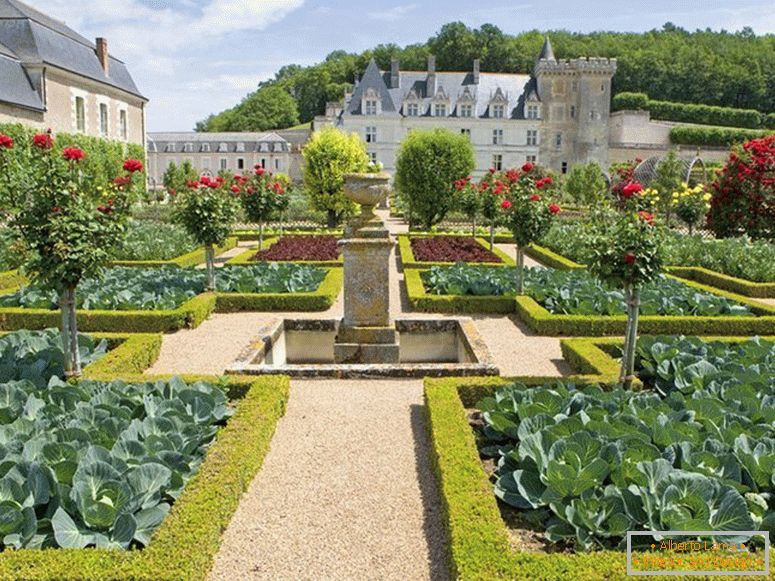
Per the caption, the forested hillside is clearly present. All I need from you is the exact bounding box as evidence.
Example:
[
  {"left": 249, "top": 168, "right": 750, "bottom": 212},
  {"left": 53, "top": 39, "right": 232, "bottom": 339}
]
[{"left": 196, "top": 22, "right": 775, "bottom": 132}]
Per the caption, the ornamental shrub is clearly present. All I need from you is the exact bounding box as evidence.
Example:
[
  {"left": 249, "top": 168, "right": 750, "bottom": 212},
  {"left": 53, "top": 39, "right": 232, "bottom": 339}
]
[
  {"left": 670, "top": 126, "right": 769, "bottom": 147},
  {"left": 671, "top": 183, "right": 711, "bottom": 234},
  {"left": 240, "top": 167, "right": 286, "bottom": 249},
  {"left": 173, "top": 175, "right": 240, "bottom": 289},
  {"left": 563, "top": 161, "right": 609, "bottom": 207},
  {"left": 0, "top": 130, "right": 143, "bottom": 376},
  {"left": 302, "top": 127, "right": 368, "bottom": 227},
  {"left": 707, "top": 134, "right": 775, "bottom": 240},
  {"left": 395, "top": 128, "right": 475, "bottom": 230},
  {"left": 452, "top": 177, "right": 481, "bottom": 236}
]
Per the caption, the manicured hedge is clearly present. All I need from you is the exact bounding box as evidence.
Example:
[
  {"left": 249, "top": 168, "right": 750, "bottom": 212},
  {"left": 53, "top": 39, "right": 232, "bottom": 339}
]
[
  {"left": 0, "top": 269, "right": 26, "bottom": 290},
  {"left": 524, "top": 244, "right": 586, "bottom": 271},
  {"left": 398, "top": 234, "right": 515, "bottom": 269},
  {"left": 215, "top": 267, "right": 343, "bottom": 312},
  {"left": 112, "top": 237, "right": 238, "bottom": 268},
  {"left": 613, "top": 92, "right": 768, "bottom": 129},
  {"left": 0, "top": 373, "right": 289, "bottom": 580},
  {"left": 668, "top": 266, "right": 775, "bottom": 298},
  {"left": 0, "top": 292, "right": 217, "bottom": 333},
  {"left": 226, "top": 238, "right": 344, "bottom": 268},
  {"left": 670, "top": 125, "right": 771, "bottom": 147},
  {"left": 232, "top": 228, "right": 343, "bottom": 242},
  {"left": 81, "top": 333, "right": 163, "bottom": 379}
]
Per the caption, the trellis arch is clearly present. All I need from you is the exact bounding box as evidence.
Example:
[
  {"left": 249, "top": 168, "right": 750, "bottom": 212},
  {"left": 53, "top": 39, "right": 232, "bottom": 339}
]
[{"left": 632, "top": 155, "right": 708, "bottom": 187}]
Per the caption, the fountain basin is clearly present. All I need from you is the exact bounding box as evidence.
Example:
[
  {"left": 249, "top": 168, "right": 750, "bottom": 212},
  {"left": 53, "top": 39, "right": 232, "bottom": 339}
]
[{"left": 228, "top": 318, "right": 499, "bottom": 379}]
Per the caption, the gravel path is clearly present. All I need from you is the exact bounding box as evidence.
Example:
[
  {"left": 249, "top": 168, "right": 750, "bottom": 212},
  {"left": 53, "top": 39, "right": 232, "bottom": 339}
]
[
  {"left": 494, "top": 243, "right": 545, "bottom": 268},
  {"left": 208, "top": 379, "right": 449, "bottom": 581},
  {"left": 759, "top": 298, "right": 775, "bottom": 308}
]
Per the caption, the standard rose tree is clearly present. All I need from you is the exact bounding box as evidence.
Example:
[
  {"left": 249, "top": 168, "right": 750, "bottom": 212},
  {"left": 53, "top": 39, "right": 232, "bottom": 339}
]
[
  {"left": 174, "top": 175, "right": 240, "bottom": 290},
  {"left": 584, "top": 182, "right": 664, "bottom": 389},
  {"left": 240, "top": 166, "right": 286, "bottom": 250},
  {"left": 497, "top": 163, "right": 561, "bottom": 294},
  {"left": 0, "top": 131, "right": 143, "bottom": 377}
]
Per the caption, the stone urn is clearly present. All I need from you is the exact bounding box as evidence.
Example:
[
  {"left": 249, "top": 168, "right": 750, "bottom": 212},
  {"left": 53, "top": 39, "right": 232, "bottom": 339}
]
[{"left": 342, "top": 172, "right": 391, "bottom": 237}]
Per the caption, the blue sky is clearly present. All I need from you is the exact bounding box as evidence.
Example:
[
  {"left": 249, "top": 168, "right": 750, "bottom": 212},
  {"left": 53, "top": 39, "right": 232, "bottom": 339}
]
[{"left": 25, "top": 0, "right": 775, "bottom": 132}]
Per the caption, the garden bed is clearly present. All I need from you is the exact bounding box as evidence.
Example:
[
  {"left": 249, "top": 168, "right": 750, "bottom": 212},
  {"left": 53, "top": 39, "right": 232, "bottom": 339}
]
[
  {"left": 425, "top": 335, "right": 775, "bottom": 579},
  {"left": 227, "top": 235, "right": 344, "bottom": 267},
  {"left": 406, "top": 266, "right": 775, "bottom": 335},
  {"left": 111, "top": 237, "right": 238, "bottom": 268},
  {"left": 0, "top": 266, "right": 343, "bottom": 332},
  {"left": 0, "top": 369, "right": 289, "bottom": 580},
  {"left": 398, "top": 235, "right": 514, "bottom": 269}
]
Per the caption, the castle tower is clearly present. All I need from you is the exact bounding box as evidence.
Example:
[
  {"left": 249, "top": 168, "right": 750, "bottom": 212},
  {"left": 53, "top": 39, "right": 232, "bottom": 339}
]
[{"left": 534, "top": 37, "right": 617, "bottom": 172}]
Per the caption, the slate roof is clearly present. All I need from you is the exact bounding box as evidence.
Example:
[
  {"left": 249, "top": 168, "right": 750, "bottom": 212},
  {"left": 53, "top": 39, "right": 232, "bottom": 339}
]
[
  {"left": 0, "top": 52, "right": 42, "bottom": 110},
  {"left": 346, "top": 59, "right": 533, "bottom": 120},
  {"left": 146, "top": 132, "right": 291, "bottom": 154},
  {"left": 0, "top": 0, "right": 145, "bottom": 103}
]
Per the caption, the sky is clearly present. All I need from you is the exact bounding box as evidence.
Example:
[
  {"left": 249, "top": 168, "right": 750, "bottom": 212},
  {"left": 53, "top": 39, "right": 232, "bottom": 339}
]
[{"left": 24, "top": 0, "right": 775, "bottom": 132}]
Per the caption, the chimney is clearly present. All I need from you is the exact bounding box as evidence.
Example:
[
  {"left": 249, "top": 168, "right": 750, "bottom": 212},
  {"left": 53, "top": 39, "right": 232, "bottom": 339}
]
[
  {"left": 427, "top": 55, "right": 436, "bottom": 97},
  {"left": 96, "top": 37, "right": 109, "bottom": 75},
  {"left": 473, "top": 59, "right": 480, "bottom": 84},
  {"left": 390, "top": 59, "right": 400, "bottom": 89}
]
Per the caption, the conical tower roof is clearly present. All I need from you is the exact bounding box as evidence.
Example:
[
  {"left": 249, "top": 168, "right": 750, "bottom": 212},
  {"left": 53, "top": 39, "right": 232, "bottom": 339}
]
[{"left": 538, "top": 36, "right": 556, "bottom": 61}]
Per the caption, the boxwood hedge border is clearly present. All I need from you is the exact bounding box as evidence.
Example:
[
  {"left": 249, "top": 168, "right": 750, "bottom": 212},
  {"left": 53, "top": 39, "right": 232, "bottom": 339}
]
[
  {"left": 0, "top": 268, "right": 343, "bottom": 332},
  {"left": 232, "top": 228, "right": 343, "bottom": 242},
  {"left": 226, "top": 237, "right": 344, "bottom": 268},
  {"left": 111, "top": 237, "right": 238, "bottom": 268},
  {"left": 424, "top": 335, "right": 775, "bottom": 579},
  {"left": 406, "top": 268, "right": 775, "bottom": 336},
  {"left": 398, "top": 234, "right": 515, "bottom": 269}
]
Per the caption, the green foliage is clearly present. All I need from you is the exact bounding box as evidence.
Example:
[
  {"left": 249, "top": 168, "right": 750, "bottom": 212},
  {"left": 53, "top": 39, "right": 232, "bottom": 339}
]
[
  {"left": 162, "top": 161, "right": 198, "bottom": 195},
  {"left": 423, "top": 264, "right": 751, "bottom": 316},
  {"left": 0, "top": 228, "right": 26, "bottom": 272},
  {"left": 613, "top": 92, "right": 767, "bottom": 129},
  {"left": 239, "top": 171, "right": 285, "bottom": 226},
  {"left": 0, "top": 265, "right": 328, "bottom": 311},
  {"left": 670, "top": 126, "right": 770, "bottom": 147},
  {"left": 636, "top": 335, "right": 775, "bottom": 397},
  {"left": 173, "top": 179, "right": 240, "bottom": 248},
  {"left": 113, "top": 220, "right": 197, "bottom": 261},
  {"left": 0, "top": 374, "right": 231, "bottom": 550},
  {"left": 196, "top": 86, "right": 299, "bottom": 132},
  {"left": 649, "top": 149, "right": 683, "bottom": 217},
  {"left": 563, "top": 162, "right": 609, "bottom": 207},
  {"left": 478, "top": 378, "right": 771, "bottom": 550},
  {"left": 302, "top": 127, "right": 368, "bottom": 226},
  {"left": 708, "top": 134, "right": 775, "bottom": 240},
  {"left": 395, "top": 128, "right": 475, "bottom": 230}
]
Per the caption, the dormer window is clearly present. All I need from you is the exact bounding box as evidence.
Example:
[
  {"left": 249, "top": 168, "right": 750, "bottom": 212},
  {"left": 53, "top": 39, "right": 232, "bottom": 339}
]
[
  {"left": 165, "top": 143, "right": 176, "bottom": 153},
  {"left": 527, "top": 104, "right": 540, "bottom": 119},
  {"left": 406, "top": 103, "right": 419, "bottom": 117},
  {"left": 459, "top": 104, "right": 473, "bottom": 118},
  {"left": 434, "top": 103, "right": 447, "bottom": 117},
  {"left": 236, "top": 142, "right": 245, "bottom": 153},
  {"left": 492, "top": 104, "right": 505, "bottom": 119},
  {"left": 218, "top": 142, "right": 228, "bottom": 153},
  {"left": 201, "top": 143, "right": 211, "bottom": 153},
  {"left": 365, "top": 99, "right": 378, "bottom": 115},
  {"left": 183, "top": 143, "right": 194, "bottom": 153}
]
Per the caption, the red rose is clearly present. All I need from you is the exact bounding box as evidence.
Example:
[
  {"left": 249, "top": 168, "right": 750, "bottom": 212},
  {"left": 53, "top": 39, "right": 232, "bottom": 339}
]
[
  {"left": 622, "top": 181, "right": 643, "bottom": 198},
  {"left": 63, "top": 147, "right": 85, "bottom": 162},
  {"left": 624, "top": 252, "right": 636, "bottom": 265},
  {"left": 52, "top": 206, "right": 62, "bottom": 214},
  {"left": 200, "top": 176, "right": 211, "bottom": 186},
  {"left": 208, "top": 182, "right": 218, "bottom": 189},
  {"left": 522, "top": 162, "right": 534, "bottom": 173},
  {"left": 231, "top": 185, "right": 241, "bottom": 194},
  {"left": 501, "top": 200, "right": 512, "bottom": 210},
  {"left": 186, "top": 180, "right": 200, "bottom": 189},
  {"left": 32, "top": 133, "right": 53, "bottom": 150},
  {"left": 123, "top": 159, "right": 144, "bottom": 173},
  {"left": 0, "top": 134, "right": 12, "bottom": 149},
  {"left": 529, "top": 194, "right": 541, "bottom": 202},
  {"left": 255, "top": 167, "right": 266, "bottom": 176},
  {"left": 114, "top": 176, "right": 131, "bottom": 187},
  {"left": 489, "top": 168, "right": 496, "bottom": 174},
  {"left": 493, "top": 182, "right": 506, "bottom": 196},
  {"left": 549, "top": 204, "right": 561, "bottom": 215},
  {"left": 272, "top": 182, "right": 285, "bottom": 195},
  {"left": 638, "top": 211, "right": 655, "bottom": 225},
  {"left": 97, "top": 205, "right": 113, "bottom": 215},
  {"left": 246, "top": 187, "right": 254, "bottom": 194},
  {"left": 505, "top": 169, "right": 520, "bottom": 183}
]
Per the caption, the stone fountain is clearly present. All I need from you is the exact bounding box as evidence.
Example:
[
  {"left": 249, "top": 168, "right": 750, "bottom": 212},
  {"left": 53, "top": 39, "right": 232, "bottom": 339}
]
[
  {"left": 333, "top": 173, "right": 399, "bottom": 364},
  {"left": 227, "top": 172, "right": 499, "bottom": 379}
]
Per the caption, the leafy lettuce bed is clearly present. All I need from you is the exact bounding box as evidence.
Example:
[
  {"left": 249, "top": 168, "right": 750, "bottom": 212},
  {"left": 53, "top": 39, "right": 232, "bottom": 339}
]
[
  {"left": 423, "top": 264, "right": 753, "bottom": 317},
  {"left": 410, "top": 237, "right": 502, "bottom": 263},
  {"left": 113, "top": 220, "right": 198, "bottom": 261},
  {"left": 0, "top": 376, "right": 232, "bottom": 550},
  {"left": 252, "top": 235, "right": 340, "bottom": 262},
  {"left": 0, "top": 264, "right": 328, "bottom": 311}
]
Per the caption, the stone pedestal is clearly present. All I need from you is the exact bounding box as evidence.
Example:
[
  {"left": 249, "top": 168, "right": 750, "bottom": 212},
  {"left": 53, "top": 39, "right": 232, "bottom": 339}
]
[{"left": 334, "top": 173, "right": 400, "bottom": 364}]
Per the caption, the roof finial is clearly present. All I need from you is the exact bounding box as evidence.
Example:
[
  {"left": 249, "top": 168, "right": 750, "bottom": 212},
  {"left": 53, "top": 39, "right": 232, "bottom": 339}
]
[{"left": 538, "top": 36, "right": 556, "bottom": 62}]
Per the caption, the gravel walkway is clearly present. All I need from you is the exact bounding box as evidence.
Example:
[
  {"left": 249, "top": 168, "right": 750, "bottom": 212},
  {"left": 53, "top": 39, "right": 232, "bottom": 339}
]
[
  {"left": 759, "top": 298, "right": 775, "bottom": 308},
  {"left": 208, "top": 379, "right": 449, "bottom": 581}
]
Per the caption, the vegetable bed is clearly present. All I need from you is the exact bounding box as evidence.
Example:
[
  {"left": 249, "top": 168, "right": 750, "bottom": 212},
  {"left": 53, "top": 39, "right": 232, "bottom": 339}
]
[
  {"left": 252, "top": 235, "right": 341, "bottom": 262},
  {"left": 476, "top": 335, "right": 775, "bottom": 553},
  {"left": 113, "top": 220, "right": 198, "bottom": 262},
  {"left": 411, "top": 236, "right": 503, "bottom": 264}
]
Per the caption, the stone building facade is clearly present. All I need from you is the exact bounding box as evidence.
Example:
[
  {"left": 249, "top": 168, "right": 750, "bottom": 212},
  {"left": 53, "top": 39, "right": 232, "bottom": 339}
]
[
  {"left": 314, "top": 38, "right": 616, "bottom": 176},
  {"left": 0, "top": 0, "right": 147, "bottom": 145},
  {"left": 146, "top": 132, "right": 296, "bottom": 188}
]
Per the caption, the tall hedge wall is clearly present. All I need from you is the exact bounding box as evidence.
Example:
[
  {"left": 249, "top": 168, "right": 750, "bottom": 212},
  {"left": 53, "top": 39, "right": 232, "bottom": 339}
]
[
  {"left": 0, "top": 122, "right": 145, "bottom": 186},
  {"left": 613, "top": 92, "right": 775, "bottom": 130},
  {"left": 669, "top": 125, "right": 771, "bottom": 147}
]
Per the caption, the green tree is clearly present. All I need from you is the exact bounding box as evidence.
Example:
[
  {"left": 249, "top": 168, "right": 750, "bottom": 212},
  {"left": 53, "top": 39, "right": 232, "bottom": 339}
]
[
  {"left": 199, "top": 86, "right": 299, "bottom": 132},
  {"left": 302, "top": 127, "right": 369, "bottom": 227},
  {"left": 564, "top": 162, "right": 610, "bottom": 207},
  {"left": 651, "top": 149, "right": 684, "bottom": 222},
  {"left": 163, "top": 162, "right": 180, "bottom": 193},
  {"left": 395, "top": 129, "right": 475, "bottom": 230}
]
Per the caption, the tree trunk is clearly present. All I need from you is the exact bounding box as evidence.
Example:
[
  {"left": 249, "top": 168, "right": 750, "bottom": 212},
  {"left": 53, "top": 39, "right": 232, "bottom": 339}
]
[
  {"left": 279, "top": 213, "right": 285, "bottom": 239},
  {"left": 489, "top": 223, "right": 495, "bottom": 252},
  {"left": 205, "top": 244, "right": 216, "bottom": 291},
  {"left": 688, "top": 223, "right": 694, "bottom": 236},
  {"left": 515, "top": 246, "right": 525, "bottom": 295},
  {"left": 327, "top": 210, "right": 337, "bottom": 228},
  {"left": 61, "top": 286, "right": 81, "bottom": 378},
  {"left": 258, "top": 221, "right": 264, "bottom": 251},
  {"left": 619, "top": 284, "right": 633, "bottom": 387},
  {"left": 621, "top": 285, "right": 642, "bottom": 390},
  {"left": 472, "top": 218, "right": 476, "bottom": 238}
]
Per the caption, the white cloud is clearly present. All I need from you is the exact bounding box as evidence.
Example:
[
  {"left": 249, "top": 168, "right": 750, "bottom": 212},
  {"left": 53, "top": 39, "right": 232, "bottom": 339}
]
[{"left": 368, "top": 4, "right": 417, "bottom": 22}]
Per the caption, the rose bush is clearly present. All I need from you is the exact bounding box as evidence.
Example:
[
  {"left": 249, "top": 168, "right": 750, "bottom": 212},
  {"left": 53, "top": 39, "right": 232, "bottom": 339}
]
[{"left": 240, "top": 166, "right": 286, "bottom": 250}]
